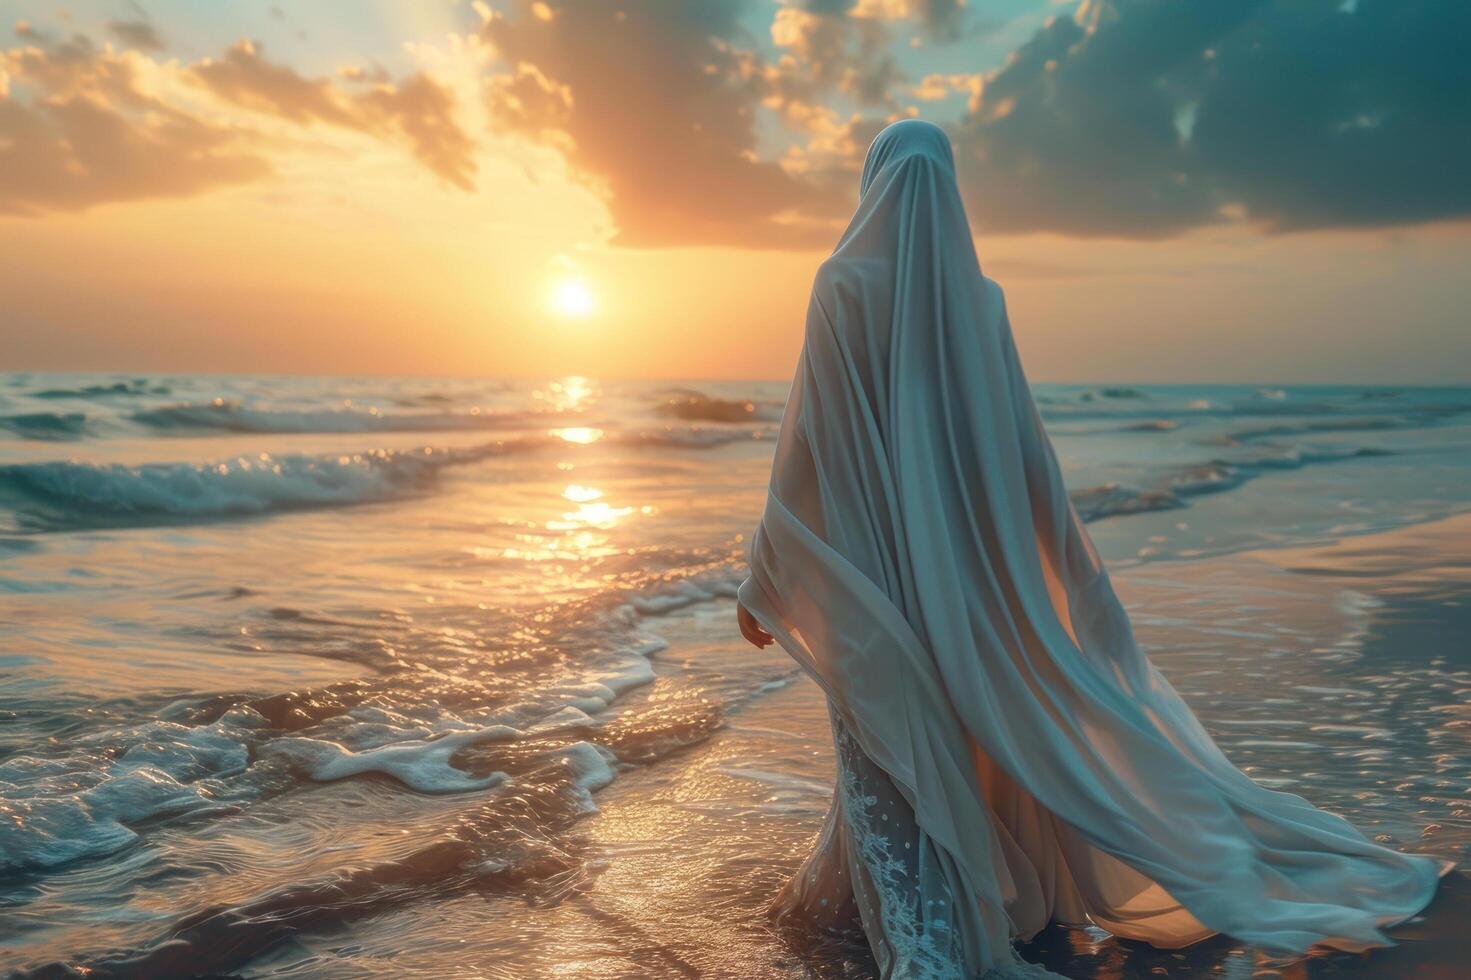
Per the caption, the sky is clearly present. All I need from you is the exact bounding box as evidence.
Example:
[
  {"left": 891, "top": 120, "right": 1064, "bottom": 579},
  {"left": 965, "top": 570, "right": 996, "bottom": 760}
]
[{"left": 1, "top": 0, "right": 1468, "bottom": 383}]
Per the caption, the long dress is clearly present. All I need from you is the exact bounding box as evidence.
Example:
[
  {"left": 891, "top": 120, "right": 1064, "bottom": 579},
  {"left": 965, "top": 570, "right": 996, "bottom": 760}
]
[{"left": 736, "top": 119, "right": 1452, "bottom": 978}]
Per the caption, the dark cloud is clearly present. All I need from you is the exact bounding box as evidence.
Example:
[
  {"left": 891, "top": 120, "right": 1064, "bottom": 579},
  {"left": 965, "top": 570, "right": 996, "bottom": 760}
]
[
  {"left": 107, "top": 19, "right": 164, "bottom": 51},
  {"left": 0, "top": 37, "right": 269, "bottom": 215},
  {"left": 1191, "top": 0, "right": 1471, "bottom": 230},
  {"left": 908, "top": 0, "right": 970, "bottom": 43},
  {"left": 783, "top": 2, "right": 903, "bottom": 105},
  {"left": 952, "top": 0, "right": 1471, "bottom": 236},
  {"left": 192, "top": 40, "right": 476, "bottom": 189},
  {"left": 483, "top": 0, "right": 848, "bottom": 247},
  {"left": 475, "top": 0, "right": 1011, "bottom": 247}
]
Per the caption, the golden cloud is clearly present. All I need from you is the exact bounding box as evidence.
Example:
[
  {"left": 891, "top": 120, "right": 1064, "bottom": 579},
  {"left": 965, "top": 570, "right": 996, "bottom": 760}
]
[
  {"left": 0, "top": 28, "right": 479, "bottom": 216},
  {"left": 0, "top": 35, "right": 269, "bottom": 215},
  {"left": 191, "top": 40, "right": 476, "bottom": 190}
]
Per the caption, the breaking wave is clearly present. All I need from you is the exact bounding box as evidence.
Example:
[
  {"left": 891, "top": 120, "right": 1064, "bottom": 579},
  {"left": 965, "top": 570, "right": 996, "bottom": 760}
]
[
  {"left": 132, "top": 400, "right": 545, "bottom": 435},
  {"left": 0, "top": 425, "right": 775, "bottom": 531},
  {"left": 31, "top": 379, "right": 169, "bottom": 400},
  {"left": 0, "top": 444, "right": 508, "bottom": 531},
  {"left": 1214, "top": 416, "right": 1422, "bottom": 445},
  {"left": 1071, "top": 484, "right": 1184, "bottom": 522},
  {"left": 654, "top": 389, "right": 783, "bottom": 423},
  {"left": 0, "top": 411, "right": 89, "bottom": 440},
  {"left": 618, "top": 424, "right": 777, "bottom": 449},
  {"left": 1072, "top": 446, "right": 1393, "bottom": 522}
]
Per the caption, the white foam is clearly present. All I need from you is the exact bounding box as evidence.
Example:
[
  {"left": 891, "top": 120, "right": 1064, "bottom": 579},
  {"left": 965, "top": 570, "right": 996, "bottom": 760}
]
[
  {"left": 547, "top": 656, "right": 658, "bottom": 714},
  {"left": 624, "top": 574, "right": 741, "bottom": 616},
  {"left": 0, "top": 765, "right": 217, "bottom": 871},
  {"left": 561, "top": 741, "right": 618, "bottom": 793},
  {"left": 0, "top": 715, "right": 260, "bottom": 871},
  {"left": 112, "top": 722, "right": 249, "bottom": 781},
  {"left": 262, "top": 725, "right": 518, "bottom": 793},
  {"left": 526, "top": 706, "right": 597, "bottom": 734}
]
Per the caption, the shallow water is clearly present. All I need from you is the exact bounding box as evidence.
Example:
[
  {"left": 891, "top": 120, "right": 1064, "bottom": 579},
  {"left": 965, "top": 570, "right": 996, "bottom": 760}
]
[{"left": 1, "top": 374, "right": 1469, "bottom": 977}]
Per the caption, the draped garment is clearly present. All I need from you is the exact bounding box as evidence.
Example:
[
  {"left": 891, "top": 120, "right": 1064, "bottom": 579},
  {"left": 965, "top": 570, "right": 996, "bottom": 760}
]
[{"left": 737, "top": 119, "right": 1451, "bottom": 978}]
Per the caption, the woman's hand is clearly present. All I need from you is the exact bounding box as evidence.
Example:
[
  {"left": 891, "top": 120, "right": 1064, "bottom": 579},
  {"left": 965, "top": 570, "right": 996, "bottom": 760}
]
[{"left": 737, "top": 602, "right": 775, "bottom": 649}]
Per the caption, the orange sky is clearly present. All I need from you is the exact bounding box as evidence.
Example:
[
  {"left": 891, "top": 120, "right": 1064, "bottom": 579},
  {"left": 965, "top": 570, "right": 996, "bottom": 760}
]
[{"left": 2, "top": 1, "right": 1468, "bottom": 383}]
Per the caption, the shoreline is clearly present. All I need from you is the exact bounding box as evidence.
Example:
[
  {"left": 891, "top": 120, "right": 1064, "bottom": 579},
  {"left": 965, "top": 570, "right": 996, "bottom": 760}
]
[
  {"left": 456, "top": 513, "right": 1471, "bottom": 978},
  {"left": 5, "top": 475, "right": 1467, "bottom": 977}
]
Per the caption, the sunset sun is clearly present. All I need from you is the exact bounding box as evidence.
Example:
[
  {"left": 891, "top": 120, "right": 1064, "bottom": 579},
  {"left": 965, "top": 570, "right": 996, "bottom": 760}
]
[{"left": 551, "top": 277, "right": 596, "bottom": 318}]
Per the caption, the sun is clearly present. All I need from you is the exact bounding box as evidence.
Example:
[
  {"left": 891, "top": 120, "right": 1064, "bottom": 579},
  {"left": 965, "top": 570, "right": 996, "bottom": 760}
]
[{"left": 551, "top": 277, "right": 596, "bottom": 318}]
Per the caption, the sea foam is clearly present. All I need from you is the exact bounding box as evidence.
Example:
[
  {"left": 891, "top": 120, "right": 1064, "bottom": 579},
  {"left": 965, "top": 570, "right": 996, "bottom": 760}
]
[
  {"left": 0, "top": 718, "right": 253, "bottom": 871},
  {"left": 262, "top": 725, "right": 518, "bottom": 793}
]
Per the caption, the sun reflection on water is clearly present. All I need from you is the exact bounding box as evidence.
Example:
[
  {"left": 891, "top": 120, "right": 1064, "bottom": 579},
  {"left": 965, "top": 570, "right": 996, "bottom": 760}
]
[
  {"left": 536, "top": 376, "right": 597, "bottom": 413},
  {"left": 548, "top": 501, "right": 636, "bottom": 531},
  {"left": 562, "top": 484, "right": 604, "bottom": 503},
  {"left": 551, "top": 426, "right": 603, "bottom": 445}
]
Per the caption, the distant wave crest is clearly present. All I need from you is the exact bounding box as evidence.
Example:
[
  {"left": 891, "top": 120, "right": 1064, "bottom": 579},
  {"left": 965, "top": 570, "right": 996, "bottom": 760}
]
[
  {"left": 32, "top": 379, "right": 169, "bottom": 400},
  {"left": 132, "top": 400, "right": 538, "bottom": 435},
  {"left": 654, "top": 389, "right": 783, "bottom": 423},
  {"left": 0, "top": 412, "right": 89, "bottom": 441},
  {"left": 1072, "top": 446, "right": 1394, "bottom": 522},
  {"left": 0, "top": 425, "right": 775, "bottom": 530}
]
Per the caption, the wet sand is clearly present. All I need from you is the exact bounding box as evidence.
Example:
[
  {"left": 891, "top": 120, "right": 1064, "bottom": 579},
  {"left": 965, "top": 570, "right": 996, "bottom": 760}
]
[{"left": 467, "top": 515, "right": 1469, "bottom": 980}]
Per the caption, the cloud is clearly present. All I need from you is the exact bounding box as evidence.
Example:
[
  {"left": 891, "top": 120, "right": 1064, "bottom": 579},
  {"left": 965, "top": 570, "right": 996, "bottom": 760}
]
[
  {"left": 482, "top": 0, "right": 850, "bottom": 247},
  {"left": 191, "top": 40, "right": 476, "bottom": 189},
  {"left": 950, "top": 0, "right": 1471, "bottom": 236},
  {"left": 1189, "top": 0, "right": 1471, "bottom": 230},
  {"left": 192, "top": 39, "right": 361, "bottom": 126},
  {"left": 0, "top": 36, "right": 269, "bottom": 215},
  {"left": 851, "top": 0, "right": 971, "bottom": 42},
  {"left": 0, "top": 24, "right": 480, "bottom": 216},
  {"left": 774, "top": 3, "right": 902, "bottom": 106},
  {"left": 359, "top": 74, "right": 476, "bottom": 191},
  {"left": 10, "top": 0, "right": 1464, "bottom": 246},
  {"left": 107, "top": 19, "right": 164, "bottom": 51},
  {"left": 912, "top": 71, "right": 982, "bottom": 109}
]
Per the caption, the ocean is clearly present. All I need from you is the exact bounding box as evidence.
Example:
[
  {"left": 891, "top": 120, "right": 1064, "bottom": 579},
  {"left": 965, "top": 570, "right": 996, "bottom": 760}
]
[{"left": 1, "top": 373, "right": 1469, "bottom": 977}]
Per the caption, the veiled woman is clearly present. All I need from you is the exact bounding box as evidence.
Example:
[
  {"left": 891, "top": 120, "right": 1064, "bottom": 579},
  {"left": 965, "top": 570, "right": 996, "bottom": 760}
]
[{"left": 735, "top": 119, "right": 1451, "bottom": 978}]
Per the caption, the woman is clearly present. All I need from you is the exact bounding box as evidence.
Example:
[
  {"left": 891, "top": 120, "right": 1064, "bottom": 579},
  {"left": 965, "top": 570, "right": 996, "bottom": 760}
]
[{"left": 735, "top": 119, "right": 1451, "bottom": 978}]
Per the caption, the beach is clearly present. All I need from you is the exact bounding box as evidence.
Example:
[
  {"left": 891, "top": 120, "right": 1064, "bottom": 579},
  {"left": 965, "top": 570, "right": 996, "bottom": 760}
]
[
  {"left": 1, "top": 374, "right": 1468, "bottom": 977},
  {"left": 196, "top": 516, "right": 1471, "bottom": 979}
]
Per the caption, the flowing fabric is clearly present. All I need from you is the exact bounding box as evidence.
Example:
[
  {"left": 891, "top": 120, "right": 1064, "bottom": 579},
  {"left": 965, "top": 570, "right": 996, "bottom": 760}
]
[{"left": 738, "top": 119, "right": 1452, "bottom": 978}]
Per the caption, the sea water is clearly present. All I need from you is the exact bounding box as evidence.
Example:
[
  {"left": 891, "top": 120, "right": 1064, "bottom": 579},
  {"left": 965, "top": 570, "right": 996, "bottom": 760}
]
[{"left": 1, "top": 374, "right": 1469, "bottom": 976}]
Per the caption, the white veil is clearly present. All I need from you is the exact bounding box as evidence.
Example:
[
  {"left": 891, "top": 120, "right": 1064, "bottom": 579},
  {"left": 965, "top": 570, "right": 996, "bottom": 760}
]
[{"left": 738, "top": 119, "right": 1449, "bottom": 975}]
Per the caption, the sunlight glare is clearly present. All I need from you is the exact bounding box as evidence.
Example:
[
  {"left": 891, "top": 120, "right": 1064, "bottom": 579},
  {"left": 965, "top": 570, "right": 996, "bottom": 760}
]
[
  {"left": 551, "top": 426, "right": 604, "bottom": 444},
  {"left": 563, "top": 484, "right": 604, "bottom": 503},
  {"left": 537, "top": 376, "right": 595, "bottom": 412},
  {"left": 551, "top": 278, "right": 596, "bottom": 318},
  {"left": 548, "top": 501, "right": 635, "bottom": 531}
]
